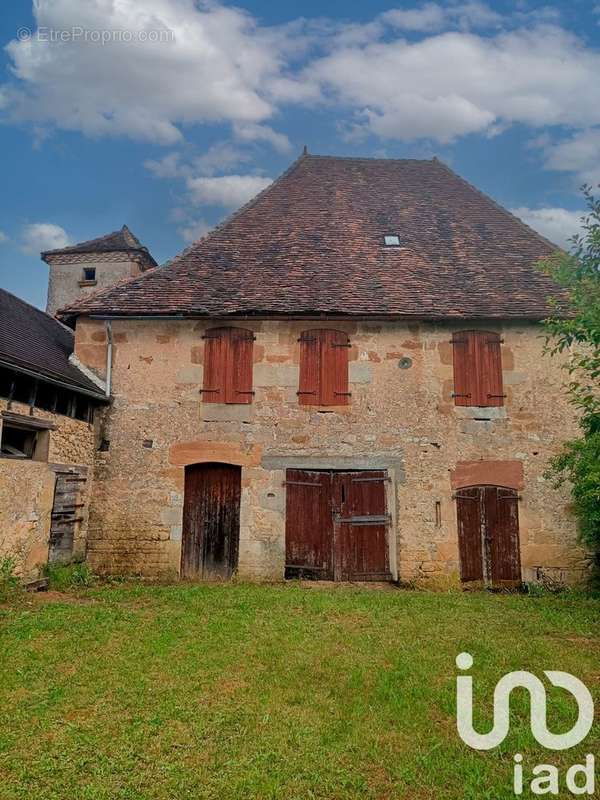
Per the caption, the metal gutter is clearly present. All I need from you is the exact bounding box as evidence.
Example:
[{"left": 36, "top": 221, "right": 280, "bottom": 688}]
[
  {"left": 86, "top": 313, "right": 549, "bottom": 323},
  {"left": 105, "top": 320, "right": 113, "bottom": 398}
]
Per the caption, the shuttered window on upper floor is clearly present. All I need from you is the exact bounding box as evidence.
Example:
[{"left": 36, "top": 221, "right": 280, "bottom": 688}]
[
  {"left": 201, "top": 327, "right": 255, "bottom": 404},
  {"left": 451, "top": 330, "right": 504, "bottom": 407},
  {"left": 297, "top": 329, "right": 351, "bottom": 406}
]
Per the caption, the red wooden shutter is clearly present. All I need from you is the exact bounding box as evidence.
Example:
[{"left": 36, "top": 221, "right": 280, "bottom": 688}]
[
  {"left": 298, "top": 329, "right": 350, "bottom": 406},
  {"left": 324, "top": 330, "right": 350, "bottom": 406},
  {"left": 477, "top": 332, "right": 504, "bottom": 407},
  {"left": 453, "top": 331, "right": 503, "bottom": 407},
  {"left": 202, "top": 327, "right": 227, "bottom": 403},
  {"left": 298, "top": 331, "right": 320, "bottom": 405},
  {"left": 202, "top": 327, "right": 254, "bottom": 404},
  {"left": 228, "top": 328, "right": 255, "bottom": 404},
  {"left": 451, "top": 331, "right": 473, "bottom": 406}
]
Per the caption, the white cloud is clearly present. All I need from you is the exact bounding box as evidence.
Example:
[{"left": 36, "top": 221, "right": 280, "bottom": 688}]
[
  {"left": 510, "top": 206, "right": 584, "bottom": 248},
  {"left": 304, "top": 24, "right": 600, "bottom": 143},
  {"left": 193, "top": 143, "right": 251, "bottom": 176},
  {"left": 144, "top": 151, "right": 185, "bottom": 179},
  {"left": 4, "top": 1, "right": 600, "bottom": 188},
  {"left": 0, "top": 231, "right": 8, "bottom": 244},
  {"left": 542, "top": 128, "right": 600, "bottom": 185},
  {"left": 144, "top": 143, "right": 252, "bottom": 180},
  {"left": 380, "top": 3, "right": 447, "bottom": 32},
  {"left": 232, "top": 122, "right": 292, "bottom": 153},
  {"left": 177, "top": 218, "right": 212, "bottom": 243},
  {"left": 381, "top": 2, "right": 501, "bottom": 33},
  {"left": 186, "top": 174, "right": 272, "bottom": 208},
  {"left": 20, "top": 223, "right": 70, "bottom": 254},
  {"left": 3, "top": 0, "right": 291, "bottom": 144}
]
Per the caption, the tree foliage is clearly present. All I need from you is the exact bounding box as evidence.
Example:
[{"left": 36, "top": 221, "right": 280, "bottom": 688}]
[{"left": 539, "top": 187, "right": 600, "bottom": 563}]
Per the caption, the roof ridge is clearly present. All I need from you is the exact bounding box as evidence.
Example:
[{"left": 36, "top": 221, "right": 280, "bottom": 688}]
[
  {"left": 305, "top": 153, "right": 436, "bottom": 164},
  {"left": 432, "top": 158, "right": 563, "bottom": 252}
]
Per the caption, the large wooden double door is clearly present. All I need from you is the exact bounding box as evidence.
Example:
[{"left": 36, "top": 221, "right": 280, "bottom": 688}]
[
  {"left": 456, "top": 485, "right": 521, "bottom": 588},
  {"left": 285, "top": 469, "right": 391, "bottom": 581}
]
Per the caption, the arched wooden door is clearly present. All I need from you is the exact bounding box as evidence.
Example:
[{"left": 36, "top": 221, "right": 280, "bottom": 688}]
[
  {"left": 181, "top": 463, "right": 241, "bottom": 580},
  {"left": 456, "top": 485, "right": 521, "bottom": 589}
]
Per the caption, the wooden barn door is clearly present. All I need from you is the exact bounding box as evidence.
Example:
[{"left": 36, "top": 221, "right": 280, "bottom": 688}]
[
  {"left": 285, "top": 470, "right": 334, "bottom": 579},
  {"left": 333, "top": 471, "right": 390, "bottom": 581},
  {"left": 181, "top": 463, "right": 241, "bottom": 580},
  {"left": 285, "top": 469, "right": 391, "bottom": 581},
  {"left": 456, "top": 485, "right": 521, "bottom": 589},
  {"left": 487, "top": 487, "right": 521, "bottom": 588}
]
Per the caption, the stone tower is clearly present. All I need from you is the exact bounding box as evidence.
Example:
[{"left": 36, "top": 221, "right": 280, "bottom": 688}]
[{"left": 42, "top": 225, "right": 157, "bottom": 316}]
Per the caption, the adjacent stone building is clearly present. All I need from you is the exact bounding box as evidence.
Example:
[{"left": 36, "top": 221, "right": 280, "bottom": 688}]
[
  {"left": 0, "top": 289, "right": 107, "bottom": 579},
  {"left": 43, "top": 225, "right": 156, "bottom": 316},
  {"left": 57, "top": 153, "right": 589, "bottom": 587}
]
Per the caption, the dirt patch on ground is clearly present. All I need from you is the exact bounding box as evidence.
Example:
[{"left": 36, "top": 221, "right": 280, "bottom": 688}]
[
  {"left": 298, "top": 580, "right": 399, "bottom": 591},
  {"left": 24, "top": 590, "right": 96, "bottom": 605}
]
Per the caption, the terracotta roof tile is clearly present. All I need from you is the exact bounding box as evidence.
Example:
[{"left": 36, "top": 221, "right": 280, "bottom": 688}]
[{"left": 59, "top": 154, "right": 563, "bottom": 320}]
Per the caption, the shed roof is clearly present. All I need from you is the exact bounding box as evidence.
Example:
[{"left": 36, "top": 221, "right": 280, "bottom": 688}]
[{"left": 0, "top": 288, "right": 106, "bottom": 397}]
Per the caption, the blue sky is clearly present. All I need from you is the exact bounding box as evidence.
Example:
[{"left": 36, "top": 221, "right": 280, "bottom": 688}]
[{"left": 1, "top": 0, "right": 599, "bottom": 309}]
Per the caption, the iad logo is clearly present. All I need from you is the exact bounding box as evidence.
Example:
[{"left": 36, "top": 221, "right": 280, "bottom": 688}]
[{"left": 456, "top": 652, "right": 596, "bottom": 795}]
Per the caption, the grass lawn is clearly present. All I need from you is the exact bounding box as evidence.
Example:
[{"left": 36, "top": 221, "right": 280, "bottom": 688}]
[{"left": 0, "top": 582, "right": 598, "bottom": 799}]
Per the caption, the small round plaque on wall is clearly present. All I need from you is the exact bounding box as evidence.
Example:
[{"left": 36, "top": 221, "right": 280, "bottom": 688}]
[{"left": 398, "top": 357, "right": 412, "bottom": 369}]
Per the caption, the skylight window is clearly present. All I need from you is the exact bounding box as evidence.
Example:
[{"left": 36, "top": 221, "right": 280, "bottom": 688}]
[{"left": 383, "top": 235, "right": 400, "bottom": 246}]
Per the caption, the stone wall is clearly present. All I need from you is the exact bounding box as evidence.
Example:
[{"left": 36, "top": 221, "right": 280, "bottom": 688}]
[
  {"left": 75, "top": 317, "right": 589, "bottom": 585},
  {"left": 45, "top": 251, "right": 152, "bottom": 316},
  {"left": 0, "top": 398, "right": 96, "bottom": 579}
]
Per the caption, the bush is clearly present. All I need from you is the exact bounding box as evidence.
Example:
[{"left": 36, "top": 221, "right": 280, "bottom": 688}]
[
  {"left": 539, "top": 187, "right": 600, "bottom": 585},
  {"left": 42, "top": 560, "right": 95, "bottom": 592}
]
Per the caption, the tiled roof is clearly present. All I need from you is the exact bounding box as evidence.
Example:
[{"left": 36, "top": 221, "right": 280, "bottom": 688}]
[
  {"left": 42, "top": 224, "right": 157, "bottom": 266},
  {"left": 59, "top": 154, "right": 563, "bottom": 320},
  {"left": 0, "top": 289, "right": 106, "bottom": 397}
]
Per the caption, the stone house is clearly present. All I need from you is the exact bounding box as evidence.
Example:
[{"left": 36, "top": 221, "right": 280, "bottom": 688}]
[
  {"left": 54, "top": 153, "right": 587, "bottom": 587},
  {"left": 0, "top": 289, "right": 107, "bottom": 579}
]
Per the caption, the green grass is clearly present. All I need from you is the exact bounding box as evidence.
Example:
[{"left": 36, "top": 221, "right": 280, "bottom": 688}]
[{"left": 0, "top": 583, "right": 598, "bottom": 799}]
